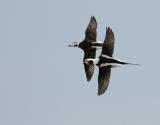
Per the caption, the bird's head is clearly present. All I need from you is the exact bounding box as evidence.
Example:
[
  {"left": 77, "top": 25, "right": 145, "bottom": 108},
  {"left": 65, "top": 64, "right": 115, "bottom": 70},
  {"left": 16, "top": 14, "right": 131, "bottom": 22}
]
[{"left": 68, "top": 42, "right": 79, "bottom": 47}]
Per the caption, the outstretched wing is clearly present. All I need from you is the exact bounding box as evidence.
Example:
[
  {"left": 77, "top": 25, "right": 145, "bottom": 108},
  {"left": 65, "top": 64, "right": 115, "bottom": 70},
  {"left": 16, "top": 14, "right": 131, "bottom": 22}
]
[
  {"left": 98, "top": 66, "right": 111, "bottom": 95},
  {"left": 101, "top": 27, "right": 115, "bottom": 57},
  {"left": 82, "top": 16, "right": 97, "bottom": 81},
  {"left": 83, "top": 49, "right": 96, "bottom": 81},
  {"left": 84, "top": 16, "right": 97, "bottom": 42}
]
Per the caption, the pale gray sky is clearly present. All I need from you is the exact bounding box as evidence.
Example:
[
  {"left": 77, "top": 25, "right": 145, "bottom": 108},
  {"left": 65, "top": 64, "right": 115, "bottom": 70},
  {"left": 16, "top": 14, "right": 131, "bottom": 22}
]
[{"left": 0, "top": 0, "right": 160, "bottom": 125}]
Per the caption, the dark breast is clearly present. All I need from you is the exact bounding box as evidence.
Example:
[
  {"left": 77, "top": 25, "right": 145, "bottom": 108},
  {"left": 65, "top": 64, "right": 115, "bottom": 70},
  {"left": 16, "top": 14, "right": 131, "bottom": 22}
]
[
  {"left": 79, "top": 40, "right": 92, "bottom": 50},
  {"left": 79, "top": 40, "right": 96, "bottom": 61}
]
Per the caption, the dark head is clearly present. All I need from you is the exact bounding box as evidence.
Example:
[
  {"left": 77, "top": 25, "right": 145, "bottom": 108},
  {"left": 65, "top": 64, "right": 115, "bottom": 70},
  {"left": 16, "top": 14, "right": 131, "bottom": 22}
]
[{"left": 68, "top": 42, "right": 79, "bottom": 47}]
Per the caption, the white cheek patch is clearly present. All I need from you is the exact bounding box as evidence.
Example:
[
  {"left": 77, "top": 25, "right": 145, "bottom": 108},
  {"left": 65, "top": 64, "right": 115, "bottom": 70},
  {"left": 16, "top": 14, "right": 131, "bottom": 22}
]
[{"left": 77, "top": 43, "right": 79, "bottom": 46}]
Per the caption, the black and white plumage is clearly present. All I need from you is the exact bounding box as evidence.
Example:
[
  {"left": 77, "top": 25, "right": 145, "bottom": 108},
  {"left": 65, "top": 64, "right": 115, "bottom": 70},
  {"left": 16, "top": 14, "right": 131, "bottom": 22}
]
[
  {"left": 85, "top": 27, "right": 139, "bottom": 95},
  {"left": 68, "top": 16, "right": 103, "bottom": 81},
  {"left": 97, "top": 27, "right": 114, "bottom": 95}
]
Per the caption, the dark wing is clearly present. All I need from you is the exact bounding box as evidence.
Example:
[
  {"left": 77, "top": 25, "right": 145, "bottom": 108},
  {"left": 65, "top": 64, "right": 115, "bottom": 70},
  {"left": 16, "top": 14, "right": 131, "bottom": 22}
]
[
  {"left": 83, "top": 48, "right": 96, "bottom": 81},
  {"left": 101, "top": 27, "right": 115, "bottom": 57},
  {"left": 98, "top": 66, "right": 111, "bottom": 95},
  {"left": 84, "top": 16, "right": 97, "bottom": 42}
]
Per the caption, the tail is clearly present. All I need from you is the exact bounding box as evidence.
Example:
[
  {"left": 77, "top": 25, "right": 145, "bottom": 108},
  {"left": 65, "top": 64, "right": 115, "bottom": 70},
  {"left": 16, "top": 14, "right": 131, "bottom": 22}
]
[{"left": 124, "top": 62, "right": 140, "bottom": 66}]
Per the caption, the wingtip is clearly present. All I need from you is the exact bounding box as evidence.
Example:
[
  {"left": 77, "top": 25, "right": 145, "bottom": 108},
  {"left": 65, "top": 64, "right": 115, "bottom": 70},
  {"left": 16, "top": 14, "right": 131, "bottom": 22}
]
[
  {"left": 92, "top": 15, "right": 95, "bottom": 19},
  {"left": 91, "top": 15, "right": 95, "bottom": 18},
  {"left": 97, "top": 91, "right": 105, "bottom": 96},
  {"left": 97, "top": 88, "right": 106, "bottom": 96},
  {"left": 105, "top": 26, "right": 114, "bottom": 42},
  {"left": 90, "top": 16, "right": 97, "bottom": 22},
  {"left": 97, "top": 83, "right": 109, "bottom": 96},
  {"left": 87, "top": 78, "right": 90, "bottom": 82},
  {"left": 106, "top": 26, "right": 112, "bottom": 32},
  {"left": 86, "top": 77, "right": 92, "bottom": 82}
]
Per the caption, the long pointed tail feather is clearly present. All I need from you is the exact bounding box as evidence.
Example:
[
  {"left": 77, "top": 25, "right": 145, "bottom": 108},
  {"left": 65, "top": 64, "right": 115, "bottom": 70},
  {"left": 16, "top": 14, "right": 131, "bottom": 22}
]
[{"left": 124, "top": 62, "right": 140, "bottom": 66}]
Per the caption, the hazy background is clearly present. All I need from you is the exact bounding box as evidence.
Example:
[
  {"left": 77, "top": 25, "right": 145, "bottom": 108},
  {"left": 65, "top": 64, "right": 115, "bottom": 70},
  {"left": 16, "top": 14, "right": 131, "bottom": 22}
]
[{"left": 0, "top": 0, "right": 160, "bottom": 125}]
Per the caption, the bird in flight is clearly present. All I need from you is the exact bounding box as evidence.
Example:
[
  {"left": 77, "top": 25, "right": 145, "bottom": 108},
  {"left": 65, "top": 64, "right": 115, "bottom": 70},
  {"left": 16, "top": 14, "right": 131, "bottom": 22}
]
[
  {"left": 84, "top": 27, "right": 139, "bottom": 95},
  {"left": 68, "top": 16, "right": 103, "bottom": 81}
]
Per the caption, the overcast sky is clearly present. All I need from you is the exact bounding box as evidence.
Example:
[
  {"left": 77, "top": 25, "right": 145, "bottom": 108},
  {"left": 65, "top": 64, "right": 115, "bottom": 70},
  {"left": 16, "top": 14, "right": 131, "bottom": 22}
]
[{"left": 0, "top": 0, "right": 160, "bottom": 125}]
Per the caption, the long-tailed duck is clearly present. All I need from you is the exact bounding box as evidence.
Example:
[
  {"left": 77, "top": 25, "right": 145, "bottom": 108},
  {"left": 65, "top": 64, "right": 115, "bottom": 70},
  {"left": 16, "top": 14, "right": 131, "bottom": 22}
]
[
  {"left": 68, "top": 16, "right": 103, "bottom": 81},
  {"left": 85, "top": 27, "right": 139, "bottom": 95}
]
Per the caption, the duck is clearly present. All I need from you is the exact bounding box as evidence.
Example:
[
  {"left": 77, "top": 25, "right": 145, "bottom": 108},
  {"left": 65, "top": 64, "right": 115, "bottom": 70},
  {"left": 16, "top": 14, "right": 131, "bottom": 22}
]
[
  {"left": 68, "top": 16, "right": 103, "bottom": 81},
  {"left": 84, "top": 27, "right": 139, "bottom": 95}
]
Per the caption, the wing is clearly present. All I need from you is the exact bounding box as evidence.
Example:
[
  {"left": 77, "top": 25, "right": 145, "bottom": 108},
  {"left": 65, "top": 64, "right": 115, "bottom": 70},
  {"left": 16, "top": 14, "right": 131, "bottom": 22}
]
[
  {"left": 84, "top": 16, "right": 97, "bottom": 42},
  {"left": 101, "top": 27, "right": 115, "bottom": 57},
  {"left": 83, "top": 48, "right": 96, "bottom": 81},
  {"left": 98, "top": 66, "right": 111, "bottom": 95},
  {"left": 84, "top": 63, "right": 94, "bottom": 82}
]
